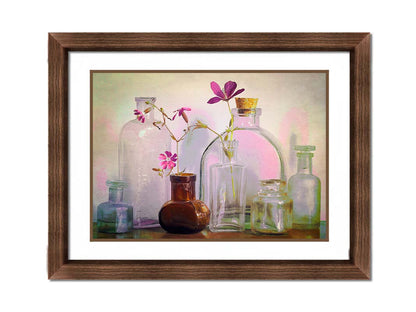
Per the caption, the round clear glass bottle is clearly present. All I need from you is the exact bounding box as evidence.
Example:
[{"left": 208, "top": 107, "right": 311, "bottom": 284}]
[
  {"left": 118, "top": 97, "right": 170, "bottom": 229},
  {"left": 209, "top": 140, "right": 247, "bottom": 232},
  {"left": 288, "top": 145, "right": 321, "bottom": 229},
  {"left": 200, "top": 99, "right": 286, "bottom": 212},
  {"left": 97, "top": 180, "right": 133, "bottom": 233},
  {"left": 251, "top": 179, "right": 293, "bottom": 234}
]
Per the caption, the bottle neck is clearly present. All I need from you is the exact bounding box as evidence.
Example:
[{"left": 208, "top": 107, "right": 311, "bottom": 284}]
[
  {"left": 231, "top": 108, "right": 261, "bottom": 129},
  {"left": 233, "top": 113, "right": 260, "bottom": 128},
  {"left": 297, "top": 155, "right": 313, "bottom": 174},
  {"left": 170, "top": 175, "right": 196, "bottom": 201},
  {"left": 136, "top": 101, "right": 155, "bottom": 120},
  {"left": 109, "top": 188, "right": 124, "bottom": 202},
  {"left": 220, "top": 146, "right": 238, "bottom": 164}
]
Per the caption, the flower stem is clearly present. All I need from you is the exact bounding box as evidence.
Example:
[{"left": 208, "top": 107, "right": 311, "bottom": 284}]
[
  {"left": 204, "top": 125, "right": 236, "bottom": 199},
  {"left": 176, "top": 141, "right": 179, "bottom": 174},
  {"left": 226, "top": 100, "right": 234, "bottom": 141},
  {"left": 148, "top": 101, "right": 189, "bottom": 176}
]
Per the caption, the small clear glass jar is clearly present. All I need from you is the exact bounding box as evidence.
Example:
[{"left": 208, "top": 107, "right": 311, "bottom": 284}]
[
  {"left": 251, "top": 179, "right": 293, "bottom": 234},
  {"left": 97, "top": 180, "right": 133, "bottom": 233}
]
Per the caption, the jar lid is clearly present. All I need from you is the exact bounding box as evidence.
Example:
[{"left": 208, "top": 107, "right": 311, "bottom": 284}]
[{"left": 259, "top": 179, "right": 287, "bottom": 193}]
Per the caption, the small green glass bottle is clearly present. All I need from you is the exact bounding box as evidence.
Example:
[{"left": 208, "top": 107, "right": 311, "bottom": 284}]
[{"left": 288, "top": 145, "right": 321, "bottom": 230}]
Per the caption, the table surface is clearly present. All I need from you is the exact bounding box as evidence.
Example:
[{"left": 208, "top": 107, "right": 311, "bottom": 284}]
[{"left": 93, "top": 221, "right": 327, "bottom": 241}]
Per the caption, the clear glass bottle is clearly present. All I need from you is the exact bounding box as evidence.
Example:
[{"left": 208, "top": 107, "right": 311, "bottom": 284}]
[
  {"left": 159, "top": 174, "right": 210, "bottom": 234},
  {"left": 200, "top": 98, "right": 286, "bottom": 212},
  {"left": 97, "top": 180, "right": 133, "bottom": 233},
  {"left": 209, "top": 140, "right": 246, "bottom": 232},
  {"left": 118, "top": 97, "right": 170, "bottom": 229},
  {"left": 251, "top": 179, "right": 293, "bottom": 234},
  {"left": 288, "top": 145, "right": 321, "bottom": 230}
]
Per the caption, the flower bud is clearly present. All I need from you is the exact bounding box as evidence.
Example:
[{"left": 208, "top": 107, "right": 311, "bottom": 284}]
[{"left": 182, "top": 112, "right": 189, "bottom": 123}]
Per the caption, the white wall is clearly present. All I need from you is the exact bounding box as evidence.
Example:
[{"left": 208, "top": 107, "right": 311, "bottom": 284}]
[{"left": 1, "top": 1, "right": 415, "bottom": 312}]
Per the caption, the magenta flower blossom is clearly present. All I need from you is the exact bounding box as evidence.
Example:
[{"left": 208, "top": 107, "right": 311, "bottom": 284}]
[
  {"left": 207, "top": 81, "right": 245, "bottom": 104},
  {"left": 158, "top": 151, "right": 178, "bottom": 170},
  {"left": 134, "top": 109, "right": 145, "bottom": 123},
  {"left": 172, "top": 107, "right": 191, "bottom": 122}
]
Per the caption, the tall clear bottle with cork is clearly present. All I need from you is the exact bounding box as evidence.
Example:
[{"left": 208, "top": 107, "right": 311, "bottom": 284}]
[
  {"left": 288, "top": 145, "right": 321, "bottom": 229},
  {"left": 200, "top": 98, "right": 286, "bottom": 220},
  {"left": 118, "top": 97, "right": 170, "bottom": 228}
]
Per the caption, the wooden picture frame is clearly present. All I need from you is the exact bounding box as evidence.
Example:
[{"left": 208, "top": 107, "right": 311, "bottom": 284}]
[{"left": 48, "top": 32, "right": 371, "bottom": 280}]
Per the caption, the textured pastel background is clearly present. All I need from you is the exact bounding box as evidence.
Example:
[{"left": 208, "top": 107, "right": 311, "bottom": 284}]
[{"left": 92, "top": 72, "right": 327, "bottom": 221}]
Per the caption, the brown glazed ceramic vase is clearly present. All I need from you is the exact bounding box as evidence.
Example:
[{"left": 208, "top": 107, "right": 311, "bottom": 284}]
[{"left": 159, "top": 173, "right": 210, "bottom": 234}]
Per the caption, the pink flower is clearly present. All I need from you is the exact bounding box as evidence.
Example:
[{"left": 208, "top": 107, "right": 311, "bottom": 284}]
[
  {"left": 172, "top": 107, "right": 191, "bottom": 122},
  {"left": 207, "top": 81, "right": 245, "bottom": 104},
  {"left": 158, "top": 151, "right": 177, "bottom": 170},
  {"left": 134, "top": 109, "right": 145, "bottom": 123}
]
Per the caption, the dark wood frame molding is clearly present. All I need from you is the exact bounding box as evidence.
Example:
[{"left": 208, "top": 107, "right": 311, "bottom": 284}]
[{"left": 48, "top": 33, "right": 371, "bottom": 280}]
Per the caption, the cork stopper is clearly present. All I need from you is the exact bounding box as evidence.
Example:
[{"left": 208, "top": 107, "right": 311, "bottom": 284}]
[
  {"left": 235, "top": 98, "right": 258, "bottom": 109},
  {"left": 234, "top": 98, "right": 259, "bottom": 116}
]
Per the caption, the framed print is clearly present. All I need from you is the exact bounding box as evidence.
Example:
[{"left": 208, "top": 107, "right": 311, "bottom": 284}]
[{"left": 48, "top": 33, "right": 370, "bottom": 279}]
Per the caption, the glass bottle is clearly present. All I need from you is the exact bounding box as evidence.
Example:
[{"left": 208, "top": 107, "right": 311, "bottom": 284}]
[
  {"left": 209, "top": 140, "right": 246, "bottom": 232},
  {"left": 200, "top": 98, "right": 286, "bottom": 212},
  {"left": 159, "top": 174, "right": 210, "bottom": 234},
  {"left": 251, "top": 179, "right": 293, "bottom": 234},
  {"left": 97, "top": 180, "right": 133, "bottom": 233},
  {"left": 118, "top": 97, "right": 170, "bottom": 229},
  {"left": 288, "top": 145, "right": 321, "bottom": 230}
]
